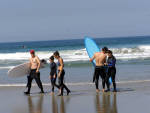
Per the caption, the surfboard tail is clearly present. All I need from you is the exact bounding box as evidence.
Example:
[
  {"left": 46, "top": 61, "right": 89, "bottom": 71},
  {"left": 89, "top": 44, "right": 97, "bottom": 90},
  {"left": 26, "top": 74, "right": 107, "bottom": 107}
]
[{"left": 109, "top": 77, "right": 112, "bottom": 84}]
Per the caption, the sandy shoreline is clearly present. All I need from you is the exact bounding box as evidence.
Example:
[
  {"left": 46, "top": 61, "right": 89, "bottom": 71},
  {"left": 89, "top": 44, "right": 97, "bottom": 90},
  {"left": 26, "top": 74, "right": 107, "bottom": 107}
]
[{"left": 0, "top": 81, "right": 150, "bottom": 113}]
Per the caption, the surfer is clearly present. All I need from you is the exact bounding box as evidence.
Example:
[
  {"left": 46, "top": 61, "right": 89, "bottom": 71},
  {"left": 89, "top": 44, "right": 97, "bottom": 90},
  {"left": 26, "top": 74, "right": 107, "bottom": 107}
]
[
  {"left": 53, "top": 51, "right": 71, "bottom": 96},
  {"left": 24, "top": 50, "right": 44, "bottom": 95},
  {"left": 22, "top": 45, "right": 25, "bottom": 49},
  {"left": 49, "top": 56, "right": 59, "bottom": 94},
  {"left": 105, "top": 50, "right": 117, "bottom": 92},
  {"left": 90, "top": 47, "right": 108, "bottom": 92}
]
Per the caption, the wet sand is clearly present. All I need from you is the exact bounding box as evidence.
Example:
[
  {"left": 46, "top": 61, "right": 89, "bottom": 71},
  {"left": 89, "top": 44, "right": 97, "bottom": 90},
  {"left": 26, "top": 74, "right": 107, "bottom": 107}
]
[{"left": 0, "top": 81, "right": 150, "bottom": 113}]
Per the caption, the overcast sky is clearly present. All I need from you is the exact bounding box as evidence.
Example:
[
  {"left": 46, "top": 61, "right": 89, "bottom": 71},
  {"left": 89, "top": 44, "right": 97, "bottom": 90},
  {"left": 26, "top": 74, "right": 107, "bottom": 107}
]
[{"left": 0, "top": 0, "right": 150, "bottom": 42}]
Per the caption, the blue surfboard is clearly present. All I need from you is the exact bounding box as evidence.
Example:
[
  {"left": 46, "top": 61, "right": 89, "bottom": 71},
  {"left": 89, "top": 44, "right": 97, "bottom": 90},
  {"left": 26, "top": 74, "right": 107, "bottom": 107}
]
[
  {"left": 84, "top": 37, "right": 112, "bottom": 84},
  {"left": 84, "top": 37, "right": 100, "bottom": 66}
]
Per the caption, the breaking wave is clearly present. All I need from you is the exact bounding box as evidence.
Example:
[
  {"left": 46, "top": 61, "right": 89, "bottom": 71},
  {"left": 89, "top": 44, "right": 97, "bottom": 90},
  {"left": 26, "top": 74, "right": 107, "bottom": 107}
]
[{"left": 0, "top": 45, "right": 150, "bottom": 61}]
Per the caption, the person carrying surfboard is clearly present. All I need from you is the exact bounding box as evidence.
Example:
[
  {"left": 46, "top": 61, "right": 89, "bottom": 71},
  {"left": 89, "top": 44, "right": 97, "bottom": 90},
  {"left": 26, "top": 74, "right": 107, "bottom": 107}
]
[
  {"left": 49, "top": 55, "right": 59, "bottom": 94},
  {"left": 90, "top": 47, "right": 108, "bottom": 92},
  {"left": 53, "top": 51, "right": 71, "bottom": 96},
  {"left": 24, "top": 50, "right": 44, "bottom": 95},
  {"left": 105, "top": 50, "right": 117, "bottom": 92}
]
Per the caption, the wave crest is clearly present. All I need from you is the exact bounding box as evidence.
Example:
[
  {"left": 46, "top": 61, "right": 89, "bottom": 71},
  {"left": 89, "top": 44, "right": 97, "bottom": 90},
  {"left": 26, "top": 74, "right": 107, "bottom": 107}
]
[{"left": 0, "top": 45, "right": 150, "bottom": 62}]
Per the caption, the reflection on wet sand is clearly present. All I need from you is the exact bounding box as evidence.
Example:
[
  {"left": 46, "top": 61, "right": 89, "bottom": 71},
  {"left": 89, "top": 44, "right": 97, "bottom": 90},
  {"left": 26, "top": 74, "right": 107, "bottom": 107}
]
[
  {"left": 95, "top": 93, "right": 118, "bottom": 113},
  {"left": 51, "top": 94, "right": 58, "bottom": 113},
  {"left": 26, "top": 92, "right": 117, "bottom": 113},
  {"left": 51, "top": 95, "right": 70, "bottom": 113},
  {"left": 28, "top": 94, "right": 44, "bottom": 113},
  {"left": 60, "top": 96, "right": 66, "bottom": 113}
]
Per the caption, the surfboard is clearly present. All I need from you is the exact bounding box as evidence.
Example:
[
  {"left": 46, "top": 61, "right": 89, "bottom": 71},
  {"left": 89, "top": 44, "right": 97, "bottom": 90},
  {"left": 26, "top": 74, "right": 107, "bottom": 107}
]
[
  {"left": 8, "top": 59, "right": 47, "bottom": 78},
  {"left": 84, "top": 37, "right": 100, "bottom": 66},
  {"left": 84, "top": 37, "right": 112, "bottom": 84}
]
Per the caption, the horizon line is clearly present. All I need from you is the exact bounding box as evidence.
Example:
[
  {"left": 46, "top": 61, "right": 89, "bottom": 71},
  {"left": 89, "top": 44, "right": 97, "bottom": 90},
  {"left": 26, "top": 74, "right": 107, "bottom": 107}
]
[{"left": 0, "top": 35, "right": 150, "bottom": 44}]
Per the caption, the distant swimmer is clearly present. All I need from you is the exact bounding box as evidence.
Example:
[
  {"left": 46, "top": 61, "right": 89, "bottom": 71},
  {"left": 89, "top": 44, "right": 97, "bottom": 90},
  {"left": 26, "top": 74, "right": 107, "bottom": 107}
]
[
  {"left": 53, "top": 51, "right": 71, "bottom": 96},
  {"left": 90, "top": 47, "right": 108, "bottom": 92},
  {"left": 24, "top": 50, "right": 44, "bottom": 95},
  {"left": 22, "top": 45, "right": 26, "bottom": 49},
  {"left": 49, "top": 56, "right": 59, "bottom": 94},
  {"left": 105, "top": 50, "right": 117, "bottom": 92}
]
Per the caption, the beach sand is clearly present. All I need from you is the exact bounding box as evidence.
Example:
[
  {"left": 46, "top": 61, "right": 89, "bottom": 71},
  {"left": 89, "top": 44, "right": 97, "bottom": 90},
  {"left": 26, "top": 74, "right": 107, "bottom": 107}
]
[{"left": 0, "top": 81, "right": 150, "bottom": 113}]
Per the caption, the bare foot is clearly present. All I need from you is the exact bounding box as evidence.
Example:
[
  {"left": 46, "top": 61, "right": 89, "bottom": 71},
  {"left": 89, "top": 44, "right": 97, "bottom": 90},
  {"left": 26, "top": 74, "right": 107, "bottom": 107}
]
[
  {"left": 57, "top": 90, "right": 62, "bottom": 96},
  {"left": 59, "top": 89, "right": 61, "bottom": 93},
  {"left": 96, "top": 89, "right": 100, "bottom": 92},
  {"left": 50, "top": 92, "right": 54, "bottom": 95},
  {"left": 102, "top": 89, "right": 105, "bottom": 92}
]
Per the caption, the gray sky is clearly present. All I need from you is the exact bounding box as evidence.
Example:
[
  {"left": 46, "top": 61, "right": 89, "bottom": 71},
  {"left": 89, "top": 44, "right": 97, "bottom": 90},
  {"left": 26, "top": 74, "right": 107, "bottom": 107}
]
[{"left": 0, "top": 0, "right": 150, "bottom": 42}]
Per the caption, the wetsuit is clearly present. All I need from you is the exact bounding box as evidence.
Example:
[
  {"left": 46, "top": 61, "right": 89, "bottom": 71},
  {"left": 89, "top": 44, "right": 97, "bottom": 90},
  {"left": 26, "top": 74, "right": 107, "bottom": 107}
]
[
  {"left": 105, "top": 55, "right": 116, "bottom": 91},
  {"left": 57, "top": 61, "right": 70, "bottom": 95},
  {"left": 50, "top": 62, "right": 59, "bottom": 92},
  {"left": 93, "top": 66, "right": 106, "bottom": 89},
  {"left": 26, "top": 69, "right": 44, "bottom": 93}
]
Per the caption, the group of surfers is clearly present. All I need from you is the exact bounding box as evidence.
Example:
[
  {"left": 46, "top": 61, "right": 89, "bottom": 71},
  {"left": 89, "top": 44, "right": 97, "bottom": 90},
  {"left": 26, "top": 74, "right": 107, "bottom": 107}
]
[{"left": 24, "top": 46, "right": 117, "bottom": 96}]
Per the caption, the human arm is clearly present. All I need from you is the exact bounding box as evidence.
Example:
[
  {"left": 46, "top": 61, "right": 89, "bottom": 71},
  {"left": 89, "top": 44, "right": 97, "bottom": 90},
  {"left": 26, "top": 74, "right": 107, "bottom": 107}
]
[
  {"left": 108, "top": 57, "right": 116, "bottom": 67},
  {"left": 29, "top": 58, "right": 32, "bottom": 68},
  {"left": 90, "top": 54, "right": 95, "bottom": 62},
  {"left": 103, "top": 55, "right": 107, "bottom": 65},
  {"left": 53, "top": 74, "right": 56, "bottom": 78},
  {"left": 58, "top": 58, "right": 63, "bottom": 77},
  {"left": 36, "top": 56, "right": 41, "bottom": 73}
]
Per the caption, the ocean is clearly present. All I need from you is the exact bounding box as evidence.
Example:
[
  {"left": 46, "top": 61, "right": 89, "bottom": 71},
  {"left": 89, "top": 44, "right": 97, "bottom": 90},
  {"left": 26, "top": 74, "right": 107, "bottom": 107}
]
[{"left": 1, "top": 36, "right": 150, "bottom": 86}]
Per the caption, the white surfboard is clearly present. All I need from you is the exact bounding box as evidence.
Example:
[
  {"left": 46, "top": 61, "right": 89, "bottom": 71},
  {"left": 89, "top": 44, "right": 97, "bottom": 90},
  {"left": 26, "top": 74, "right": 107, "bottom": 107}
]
[{"left": 8, "top": 59, "right": 47, "bottom": 78}]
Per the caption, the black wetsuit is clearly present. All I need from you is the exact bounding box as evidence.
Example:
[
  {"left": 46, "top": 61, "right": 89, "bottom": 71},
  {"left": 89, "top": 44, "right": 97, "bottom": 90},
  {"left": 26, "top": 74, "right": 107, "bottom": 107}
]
[
  {"left": 57, "top": 61, "right": 70, "bottom": 95},
  {"left": 93, "top": 66, "right": 106, "bottom": 89},
  {"left": 26, "top": 69, "right": 44, "bottom": 93},
  {"left": 50, "top": 62, "right": 59, "bottom": 92},
  {"left": 105, "top": 55, "right": 116, "bottom": 91}
]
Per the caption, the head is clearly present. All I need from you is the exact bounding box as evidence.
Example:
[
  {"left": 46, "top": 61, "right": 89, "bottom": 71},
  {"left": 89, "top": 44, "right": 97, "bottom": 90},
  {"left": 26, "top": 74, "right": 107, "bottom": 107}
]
[
  {"left": 49, "top": 56, "right": 54, "bottom": 63},
  {"left": 107, "top": 50, "right": 113, "bottom": 57},
  {"left": 53, "top": 51, "right": 60, "bottom": 59},
  {"left": 41, "top": 59, "right": 47, "bottom": 64},
  {"left": 30, "top": 50, "right": 35, "bottom": 58},
  {"left": 102, "top": 46, "right": 108, "bottom": 53}
]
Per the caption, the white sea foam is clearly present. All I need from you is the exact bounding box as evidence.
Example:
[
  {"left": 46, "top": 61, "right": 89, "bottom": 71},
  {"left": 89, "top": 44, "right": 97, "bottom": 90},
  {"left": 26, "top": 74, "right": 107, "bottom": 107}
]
[
  {"left": 113, "top": 45, "right": 150, "bottom": 60},
  {"left": 0, "top": 49, "right": 89, "bottom": 62},
  {"left": 0, "top": 45, "right": 150, "bottom": 63}
]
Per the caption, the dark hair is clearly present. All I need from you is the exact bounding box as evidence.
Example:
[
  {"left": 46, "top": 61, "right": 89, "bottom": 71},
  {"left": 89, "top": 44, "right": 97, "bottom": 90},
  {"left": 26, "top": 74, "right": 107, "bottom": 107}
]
[
  {"left": 53, "top": 51, "right": 59, "bottom": 56},
  {"left": 41, "top": 59, "right": 47, "bottom": 64},
  {"left": 102, "top": 46, "right": 108, "bottom": 52},
  {"left": 107, "top": 50, "right": 112, "bottom": 54},
  {"left": 49, "top": 56, "right": 54, "bottom": 60}
]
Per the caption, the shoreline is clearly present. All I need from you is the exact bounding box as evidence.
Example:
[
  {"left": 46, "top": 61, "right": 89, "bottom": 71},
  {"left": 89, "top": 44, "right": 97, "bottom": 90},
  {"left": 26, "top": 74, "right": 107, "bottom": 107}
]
[{"left": 0, "top": 79, "right": 150, "bottom": 87}]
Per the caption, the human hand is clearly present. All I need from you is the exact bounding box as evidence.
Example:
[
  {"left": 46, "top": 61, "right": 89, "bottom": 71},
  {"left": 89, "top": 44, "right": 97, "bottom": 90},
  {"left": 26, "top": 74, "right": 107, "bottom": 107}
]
[
  {"left": 90, "top": 58, "right": 93, "bottom": 62},
  {"left": 104, "top": 63, "right": 108, "bottom": 66},
  {"left": 36, "top": 69, "right": 39, "bottom": 73},
  {"left": 58, "top": 73, "right": 61, "bottom": 78}
]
